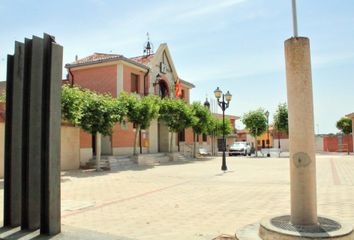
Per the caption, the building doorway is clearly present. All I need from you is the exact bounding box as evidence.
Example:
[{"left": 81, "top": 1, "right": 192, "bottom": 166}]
[
  {"left": 101, "top": 135, "right": 112, "bottom": 155},
  {"left": 92, "top": 134, "right": 112, "bottom": 156},
  {"left": 158, "top": 120, "right": 169, "bottom": 152},
  {"left": 158, "top": 80, "right": 169, "bottom": 98}
]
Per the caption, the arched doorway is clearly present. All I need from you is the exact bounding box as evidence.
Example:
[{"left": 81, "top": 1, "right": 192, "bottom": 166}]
[{"left": 158, "top": 80, "right": 169, "bottom": 98}]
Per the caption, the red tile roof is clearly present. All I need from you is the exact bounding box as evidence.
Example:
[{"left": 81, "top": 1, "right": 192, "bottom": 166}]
[
  {"left": 213, "top": 113, "right": 239, "bottom": 120},
  {"left": 69, "top": 53, "right": 123, "bottom": 65},
  {"left": 346, "top": 112, "right": 354, "bottom": 118},
  {"left": 130, "top": 54, "right": 155, "bottom": 65},
  {"left": 65, "top": 52, "right": 149, "bottom": 70}
]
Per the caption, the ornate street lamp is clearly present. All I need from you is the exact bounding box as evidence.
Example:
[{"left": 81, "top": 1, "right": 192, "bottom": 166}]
[
  {"left": 265, "top": 110, "right": 270, "bottom": 157},
  {"left": 214, "top": 87, "right": 232, "bottom": 171}
]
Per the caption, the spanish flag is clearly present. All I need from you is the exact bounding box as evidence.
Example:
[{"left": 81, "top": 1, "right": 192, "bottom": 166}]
[{"left": 175, "top": 77, "right": 182, "bottom": 98}]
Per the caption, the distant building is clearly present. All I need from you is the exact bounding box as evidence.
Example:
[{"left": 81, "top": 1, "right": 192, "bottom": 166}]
[{"left": 236, "top": 127, "right": 279, "bottom": 150}]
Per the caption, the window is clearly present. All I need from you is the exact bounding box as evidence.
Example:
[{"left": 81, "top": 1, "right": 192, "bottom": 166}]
[
  {"left": 202, "top": 133, "right": 207, "bottom": 142},
  {"left": 179, "top": 129, "right": 185, "bottom": 142},
  {"left": 131, "top": 73, "right": 139, "bottom": 93}
]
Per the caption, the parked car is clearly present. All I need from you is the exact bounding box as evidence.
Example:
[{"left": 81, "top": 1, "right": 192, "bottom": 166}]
[{"left": 229, "top": 142, "right": 251, "bottom": 156}]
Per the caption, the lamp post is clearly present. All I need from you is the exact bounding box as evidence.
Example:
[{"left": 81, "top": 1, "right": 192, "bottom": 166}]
[
  {"left": 214, "top": 87, "right": 232, "bottom": 171},
  {"left": 265, "top": 110, "right": 270, "bottom": 157}
]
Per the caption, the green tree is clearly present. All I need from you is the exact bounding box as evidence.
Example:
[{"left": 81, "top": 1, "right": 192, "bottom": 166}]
[
  {"left": 336, "top": 117, "right": 352, "bottom": 135},
  {"left": 159, "top": 98, "right": 194, "bottom": 153},
  {"left": 0, "top": 93, "right": 6, "bottom": 102},
  {"left": 190, "top": 102, "right": 212, "bottom": 157},
  {"left": 119, "top": 93, "right": 160, "bottom": 155},
  {"left": 242, "top": 109, "right": 267, "bottom": 157},
  {"left": 207, "top": 116, "right": 233, "bottom": 155},
  {"left": 336, "top": 117, "right": 352, "bottom": 155},
  {"left": 215, "top": 117, "right": 233, "bottom": 137},
  {"left": 61, "top": 85, "right": 85, "bottom": 125},
  {"left": 61, "top": 86, "right": 126, "bottom": 170},
  {"left": 273, "top": 103, "right": 289, "bottom": 150},
  {"left": 79, "top": 91, "right": 125, "bottom": 136}
]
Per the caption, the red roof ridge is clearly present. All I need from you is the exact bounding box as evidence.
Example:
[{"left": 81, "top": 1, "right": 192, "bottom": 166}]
[
  {"left": 130, "top": 53, "right": 155, "bottom": 59},
  {"left": 94, "top": 52, "right": 122, "bottom": 56},
  {"left": 130, "top": 54, "right": 155, "bottom": 65}
]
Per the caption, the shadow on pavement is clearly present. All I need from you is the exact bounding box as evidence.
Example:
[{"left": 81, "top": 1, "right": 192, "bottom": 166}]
[
  {"left": 0, "top": 225, "right": 136, "bottom": 240},
  {"left": 61, "top": 157, "right": 204, "bottom": 179}
]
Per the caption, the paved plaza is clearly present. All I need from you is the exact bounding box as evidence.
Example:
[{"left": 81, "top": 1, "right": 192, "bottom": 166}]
[{"left": 1, "top": 154, "right": 354, "bottom": 239}]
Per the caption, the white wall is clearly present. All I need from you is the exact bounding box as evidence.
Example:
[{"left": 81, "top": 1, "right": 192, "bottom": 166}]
[
  {"left": 315, "top": 136, "right": 324, "bottom": 152},
  {"left": 272, "top": 139, "right": 289, "bottom": 152},
  {"left": 61, "top": 125, "right": 81, "bottom": 170}
]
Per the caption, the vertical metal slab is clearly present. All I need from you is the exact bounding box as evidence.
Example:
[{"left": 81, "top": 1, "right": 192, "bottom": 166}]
[
  {"left": 22, "top": 37, "right": 44, "bottom": 230},
  {"left": 21, "top": 38, "right": 32, "bottom": 229},
  {"left": 40, "top": 34, "right": 62, "bottom": 235},
  {"left": 4, "top": 54, "right": 14, "bottom": 227},
  {"left": 4, "top": 42, "right": 25, "bottom": 227}
]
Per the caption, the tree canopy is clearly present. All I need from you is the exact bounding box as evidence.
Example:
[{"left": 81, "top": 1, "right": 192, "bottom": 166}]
[
  {"left": 273, "top": 103, "right": 288, "bottom": 134},
  {"left": 190, "top": 102, "right": 212, "bottom": 135},
  {"left": 207, "top": 116, "right": 233, "bottom": 137},
  {"left": 336, "top": 117, "right": 352, "bottom": 135},
  {"left": 119, "top": 93, "right": 160, "bottom": 130},
  {"left": 159, "top": 98, "right": 194, "bottom": 133},
  {"left": 61, "top": 85, "right": 85, "bottom": 125},
  {"left": 242, "top": 109, "right": 267, "bottom": 137},
  {"left": 61, "top": 85, "right": 126, "bottom": 136},
  {"left": 118, "top": 93, "right": 160, "bottom": 155},
  {"left": 0, "top": 93, "right": 6, "bottom": 102}
]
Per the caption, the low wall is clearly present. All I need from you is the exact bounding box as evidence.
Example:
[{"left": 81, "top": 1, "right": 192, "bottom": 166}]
[
  {"left": 61, "top": 125, "right": 80, "bottom": 170},
  {"left": 315, "top": 136, "right": 324, "bottom": 152},
  {"left": 272, "top": 139, "right": 289, "bottom": 152},
  {"left": 112, "top": 147, "right": 148, "bottom": 156},
  {"left": 0, "top": 123, "right": 81, "bottom": 178},
  {"left": 323, "top": 134, "right": 353, "bottom": 152}
]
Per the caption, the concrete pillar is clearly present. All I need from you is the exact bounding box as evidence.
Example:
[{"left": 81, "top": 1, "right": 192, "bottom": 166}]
[{"left": 285, "top": 37, "right": 317, "bottom": 225}]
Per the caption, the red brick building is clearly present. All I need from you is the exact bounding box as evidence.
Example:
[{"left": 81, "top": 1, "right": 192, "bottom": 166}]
[{"left": 66, "top": 43, "right": 218, "bottom": 164}]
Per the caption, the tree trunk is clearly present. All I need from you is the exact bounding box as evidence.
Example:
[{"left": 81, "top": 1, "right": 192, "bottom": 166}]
[
  {"left": 193, "top": 132, "right": 197, "bottom": 158},
  {"left": 170, "top": 132, "right": 174, "bottom": 153},
  {"left": 278, "top": 132, "right": 281, "bottom": 157},
  {"left": 139, "top": 129, "right": 142, "bottom": 154},
  {"left": 347, "top": 134, "right": 350, "bottom": 155},
  {"left": 133, "top": 125, "right": 140, "bottom": 155},
  {"left": 96, "top": 132, "right": 101, "bottom": 171},
  {"left": 255, "top": 136, "right": 258, "bottom": 157}
]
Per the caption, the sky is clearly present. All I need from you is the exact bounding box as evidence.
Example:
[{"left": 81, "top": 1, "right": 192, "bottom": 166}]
[{"left": 0, "top": 0, "right": 353, "bottom": 134}]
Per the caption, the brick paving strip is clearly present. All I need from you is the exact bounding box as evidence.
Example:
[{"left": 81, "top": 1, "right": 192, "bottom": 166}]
[{"left": 62, "top": 180, "right": 192, "bottom": 218}]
